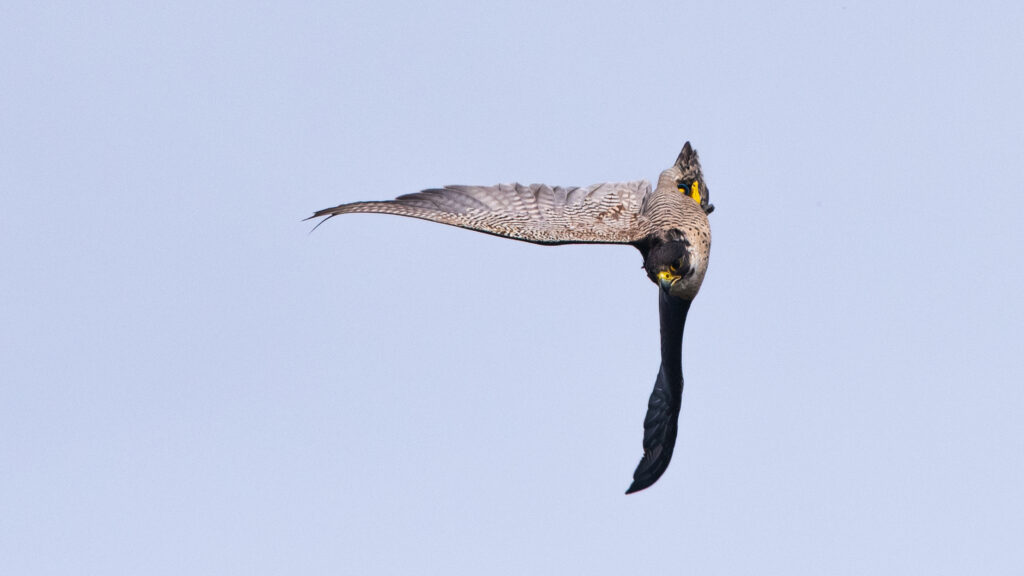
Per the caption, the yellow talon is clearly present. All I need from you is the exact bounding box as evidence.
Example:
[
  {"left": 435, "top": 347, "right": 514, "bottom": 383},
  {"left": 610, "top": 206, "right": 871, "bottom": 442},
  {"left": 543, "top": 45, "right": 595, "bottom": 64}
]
[{"left": 677, "top": 181, "right": 702, "bottom": 206}]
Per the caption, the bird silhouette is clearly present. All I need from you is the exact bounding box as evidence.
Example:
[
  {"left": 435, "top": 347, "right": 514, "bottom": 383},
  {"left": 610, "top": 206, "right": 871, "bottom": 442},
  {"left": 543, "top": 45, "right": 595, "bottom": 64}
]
[{"left": 309, "top": 142, "right": 713, "bottom": 493}]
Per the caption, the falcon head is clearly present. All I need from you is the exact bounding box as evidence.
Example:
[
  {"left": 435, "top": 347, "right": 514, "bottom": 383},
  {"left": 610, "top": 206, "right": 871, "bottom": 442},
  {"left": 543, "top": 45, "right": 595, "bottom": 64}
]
[{"left": 643, "top": 237, "right": 693, "bottom": 298}]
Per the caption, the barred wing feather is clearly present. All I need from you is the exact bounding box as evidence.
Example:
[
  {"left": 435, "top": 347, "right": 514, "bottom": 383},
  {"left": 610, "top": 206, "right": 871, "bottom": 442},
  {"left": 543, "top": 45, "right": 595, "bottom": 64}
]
[{"left": 308, "top": 180, "right": 653, "bottom": 245}]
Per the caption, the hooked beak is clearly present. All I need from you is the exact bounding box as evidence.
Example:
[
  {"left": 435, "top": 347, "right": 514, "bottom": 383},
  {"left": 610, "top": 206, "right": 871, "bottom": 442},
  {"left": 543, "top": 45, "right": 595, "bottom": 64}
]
[{"left": 656, "top": 270, "right": 679, "bottom": 294}]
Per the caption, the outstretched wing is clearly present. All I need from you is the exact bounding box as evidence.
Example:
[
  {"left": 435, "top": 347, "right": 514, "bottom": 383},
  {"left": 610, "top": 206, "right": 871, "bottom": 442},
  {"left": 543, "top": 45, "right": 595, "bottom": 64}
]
[
  {"left": 626, "top": 293, "right": 691, "bottom": 494},
  {"left": 307, "top": 181, "right": 652, "bottom": 245}
]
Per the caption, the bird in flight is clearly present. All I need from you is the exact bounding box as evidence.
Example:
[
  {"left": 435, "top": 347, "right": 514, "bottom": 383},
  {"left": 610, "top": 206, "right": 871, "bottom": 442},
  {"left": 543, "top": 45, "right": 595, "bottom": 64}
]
[{"left": 309, "top": 142, "right": 713, "bottom": 493}]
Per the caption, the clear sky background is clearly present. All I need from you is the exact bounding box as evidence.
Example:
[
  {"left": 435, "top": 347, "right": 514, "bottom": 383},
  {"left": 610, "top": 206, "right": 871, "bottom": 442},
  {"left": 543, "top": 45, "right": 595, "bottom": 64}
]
[{"left": 3, "top": 1, "right": 1023, "bottom": 574}]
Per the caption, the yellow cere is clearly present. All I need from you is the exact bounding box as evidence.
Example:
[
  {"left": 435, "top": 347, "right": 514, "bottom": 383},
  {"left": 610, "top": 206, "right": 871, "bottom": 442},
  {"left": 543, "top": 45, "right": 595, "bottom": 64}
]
[{"left": 657, "top": 270, "right": 677, "bottom": 282}]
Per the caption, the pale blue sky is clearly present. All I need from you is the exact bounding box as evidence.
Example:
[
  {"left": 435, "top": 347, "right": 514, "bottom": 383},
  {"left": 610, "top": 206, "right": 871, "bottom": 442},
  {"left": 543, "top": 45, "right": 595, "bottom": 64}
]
[{"left": 3, "top": 1, "right": 1023, "bottom": 574}]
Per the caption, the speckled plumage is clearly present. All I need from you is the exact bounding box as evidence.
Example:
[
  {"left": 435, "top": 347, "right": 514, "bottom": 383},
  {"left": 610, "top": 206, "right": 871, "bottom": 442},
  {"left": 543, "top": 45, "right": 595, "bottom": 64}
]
[
  {"left": 309, "top": 142, "right": 713, "bottom": 494},
  {"left": 311, "top": 180, "right": 652, "bottom": 244}
]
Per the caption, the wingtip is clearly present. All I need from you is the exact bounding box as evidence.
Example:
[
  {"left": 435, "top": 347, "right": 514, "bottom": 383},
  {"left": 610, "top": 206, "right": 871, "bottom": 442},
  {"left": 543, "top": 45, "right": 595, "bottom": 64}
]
[
  {"left": 625, "top": 460, "right": 664, "bottom": 495},
  {"left": 624, "top": 481, "right": 647, "bottom": 495},
  {"left": 304, "top": 211, "right": 335, "bottom": 233}
]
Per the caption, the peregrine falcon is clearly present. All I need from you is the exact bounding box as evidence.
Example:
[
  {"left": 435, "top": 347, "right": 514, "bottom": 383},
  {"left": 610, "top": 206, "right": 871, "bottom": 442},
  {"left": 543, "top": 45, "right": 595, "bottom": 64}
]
[{"left": 309, "top": 142, "right": 713, "bottom": 493}]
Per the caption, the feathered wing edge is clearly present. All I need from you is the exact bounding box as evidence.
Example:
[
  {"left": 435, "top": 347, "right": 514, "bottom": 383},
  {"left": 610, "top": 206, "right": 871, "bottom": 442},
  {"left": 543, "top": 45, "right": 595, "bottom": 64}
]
[
  {"left": 305, "top": 181, "right": 653, "bottom": 245},
  {"left": 625, "top": 292, "right": 691, "bottom": 494}
]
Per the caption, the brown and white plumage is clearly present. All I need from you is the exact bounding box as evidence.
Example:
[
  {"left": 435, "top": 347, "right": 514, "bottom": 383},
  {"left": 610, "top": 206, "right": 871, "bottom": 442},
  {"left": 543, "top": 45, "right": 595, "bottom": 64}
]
[
  {"left": 309, "top": 181, "right": 653, "bottom": 244},
  {"left": 309, "top": 142, "right": 713, "bottom": 493}
]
